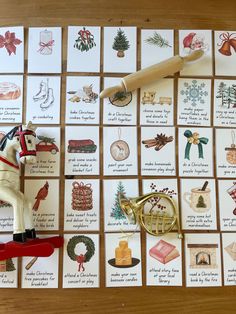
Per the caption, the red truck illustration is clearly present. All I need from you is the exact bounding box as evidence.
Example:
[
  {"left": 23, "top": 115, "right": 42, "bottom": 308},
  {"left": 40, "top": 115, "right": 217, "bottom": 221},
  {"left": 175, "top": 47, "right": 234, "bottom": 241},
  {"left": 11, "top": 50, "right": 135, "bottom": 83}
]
[{"left": 67, "top": 139, "right": 97, "bottom": 153}]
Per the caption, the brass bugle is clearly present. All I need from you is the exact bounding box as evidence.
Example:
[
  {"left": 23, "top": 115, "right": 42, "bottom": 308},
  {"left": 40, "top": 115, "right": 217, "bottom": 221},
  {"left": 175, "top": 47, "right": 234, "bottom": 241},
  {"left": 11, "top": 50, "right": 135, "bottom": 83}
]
[{"left": 119, "top": 192, "right": 182, "bottom": 238}]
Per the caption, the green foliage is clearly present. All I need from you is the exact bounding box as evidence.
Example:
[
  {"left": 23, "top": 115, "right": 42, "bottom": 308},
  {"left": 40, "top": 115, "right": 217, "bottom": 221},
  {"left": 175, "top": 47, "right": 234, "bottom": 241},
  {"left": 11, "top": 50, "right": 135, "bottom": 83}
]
[
  {"left": 37, "top": 135, "right": 55, "bottom": 144},
  {"left": 216, "top": 82, "right": 236, "bottom": 108},
  {"left": 110, "top": 181, "right": 126, "bottom": 220},
  {"left": 112, "top": 28, "right": 130, "bottom": 52},
  {"left": 74, "top": 27, "right": 96, "bottom": 52},
  {"left": 145, "top": 32, "right": 172, "bottom": 48},
  {"left": 196, "top": 195, "right": 206, "bottom": 208}
]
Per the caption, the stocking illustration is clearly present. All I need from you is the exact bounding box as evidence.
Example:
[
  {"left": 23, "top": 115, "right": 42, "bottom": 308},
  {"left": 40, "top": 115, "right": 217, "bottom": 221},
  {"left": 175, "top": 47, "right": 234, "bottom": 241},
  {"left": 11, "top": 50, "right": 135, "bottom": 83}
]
[{"left": 227, "top": 182, "right": 236, "bottom": 215}]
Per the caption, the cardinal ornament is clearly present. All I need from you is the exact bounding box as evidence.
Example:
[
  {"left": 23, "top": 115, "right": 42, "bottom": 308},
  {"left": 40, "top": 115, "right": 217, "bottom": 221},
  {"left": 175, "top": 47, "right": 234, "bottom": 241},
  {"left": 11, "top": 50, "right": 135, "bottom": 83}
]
[
  {"left": 110, "top": 128, "right": 130, "bottom": 161},
  {"left": 32, "top": 181, "right": 49, "bottom": 211}
]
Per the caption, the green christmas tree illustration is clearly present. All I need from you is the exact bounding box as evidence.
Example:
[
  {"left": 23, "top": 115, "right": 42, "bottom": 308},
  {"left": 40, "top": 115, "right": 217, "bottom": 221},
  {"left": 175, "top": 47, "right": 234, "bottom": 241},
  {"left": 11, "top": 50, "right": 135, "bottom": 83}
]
[
  {"left": 37, "top": 135, "right": 56, "bottom": 144},
  {"left": 196, "top": 195, "right": 206, "bottom": 208},
  {"left": 112, "top": 28, "right": 130, "bottom": 58},
  {"left": 6, "top": 259, "right": 16, "bottom": 272},
  {"left": 110, "top": 181, "right": 126, "bottom": 220}
]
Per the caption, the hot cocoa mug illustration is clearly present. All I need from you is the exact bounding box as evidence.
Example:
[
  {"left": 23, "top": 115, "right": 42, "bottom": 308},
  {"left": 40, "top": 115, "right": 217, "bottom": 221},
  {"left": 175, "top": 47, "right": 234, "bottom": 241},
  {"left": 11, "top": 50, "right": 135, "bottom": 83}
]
[{"left": 183, "top": 188, "right": 211, "bottom": 213}]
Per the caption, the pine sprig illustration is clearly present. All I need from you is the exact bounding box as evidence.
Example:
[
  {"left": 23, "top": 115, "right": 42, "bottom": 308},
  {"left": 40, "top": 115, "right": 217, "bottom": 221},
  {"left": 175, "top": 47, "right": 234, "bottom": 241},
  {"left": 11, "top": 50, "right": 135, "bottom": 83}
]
[{"left": 145, "top": 32, "right": 172, "bottom": 48}]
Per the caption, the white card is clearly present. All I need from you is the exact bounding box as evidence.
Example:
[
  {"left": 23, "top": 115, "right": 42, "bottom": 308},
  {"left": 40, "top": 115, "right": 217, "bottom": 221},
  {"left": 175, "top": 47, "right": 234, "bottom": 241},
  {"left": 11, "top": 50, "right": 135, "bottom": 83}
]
[
  {"left": 67, "top": 26, "right": 101, "bottom": 72},
  {"left": 105, "top": 233, "right": 142, "bottom": 287},
  {"left": 25, "top": 127, "right": 60, "bottom": 177},
  {"left": 141, "top": 126, "right": 176, "bottom": 176},
  {"left": 0, "top": 27, "right": 24, "bottom": 73},
  {"left": 218, "top": 180, "right": 236, "bottom": 231},
  {"left": 103, "top": 179, "right": 139, "bottom": 232},
  {"left": 24, "top": 179, "right": 59, "bottom": 231},
  {"left": 63, "top": 234, "right": 99, "bottom": 288},
  {"left": 28, "top": 27, "right": 62, "bottom": 73},
  {"left": 0, "top": 75, "right": 23, "bottom": 123},
  {"left": 0, "top": 235, "right": 18, "bottom": 288},
  {"left": 103, "top": 27, "right": 137, "bottom": 73},
  {"left": 222, "top": 233, "right": 236, "bottom": 286},
  {"left": 216, "top": 128, "right": 236, "bottom": 178},
  {"left": 146, "top": 233, "right": 182, "bottom": 286},
  {"left": 103, "top": 127, "right": 138, "bottom": 176},
  {"left": 178, "top": 127, "right": 213, "bottom": 177},
  {"left": 213, "top": 79, "right": 236, "bottom": 127},
  {"left": 177, "top": 78, "right": 211, "bottom": 126},
  {"left": 26, "top": 76, "right": 61, "bottom": 124},
  {"left": 141, "top": 29, "right": 174, "bottom": 69},
  {"left": 185, "top": 233, "right": 222, "bottom": 287},
  {"left": 103, "top": 77, "right": 137, "bottom": 125},
  {"left": 180, "top": 179, "right": 217, "bottom": 230},
  {"left": 21, "top": 235, "right": 59, "bottom": 288},
  {"left": 215, "top": 31, "right": 236, "bottom": 76},
  {"left": 64, "top": 179, "right": 100, "bottom": 231},
  {"left": 65, "top": 126, "right": 100, "bottom": 175},
  {"left": 140, "top": 78, "right": 174, "bottom": 126},
  {"left": 65, "top": 76, "right": 100, "bottom": 124},
  {"left": 179, "top": 30, "right": 212, "bottom": 76}
]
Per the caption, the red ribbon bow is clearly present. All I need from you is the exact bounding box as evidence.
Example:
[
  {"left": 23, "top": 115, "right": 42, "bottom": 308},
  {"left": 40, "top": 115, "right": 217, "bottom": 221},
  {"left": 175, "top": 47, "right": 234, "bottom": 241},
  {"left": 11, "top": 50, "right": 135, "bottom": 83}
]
[
  {"left": 76, "top": 254, "right": 85, "bottom": 272},
  {"left": 38, "top": 40, "right": 55, "bottom": 53},
  {"left": 218, "top": 32, "right": 236, "bottom": 46}
]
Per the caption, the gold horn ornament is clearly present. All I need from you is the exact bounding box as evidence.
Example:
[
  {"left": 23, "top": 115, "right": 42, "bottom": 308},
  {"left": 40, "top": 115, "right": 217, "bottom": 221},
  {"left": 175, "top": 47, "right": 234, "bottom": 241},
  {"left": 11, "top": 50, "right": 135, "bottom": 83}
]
[{"left": 119, "top": 192, "right": 182, "bottom": 238}]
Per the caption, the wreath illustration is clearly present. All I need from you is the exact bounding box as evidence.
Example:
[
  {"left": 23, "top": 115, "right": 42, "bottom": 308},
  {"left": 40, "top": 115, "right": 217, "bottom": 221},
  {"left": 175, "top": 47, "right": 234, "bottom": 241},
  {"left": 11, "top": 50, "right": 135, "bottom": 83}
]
[{"left": 67, "top": 235, "right": 95, "bottom": 272}]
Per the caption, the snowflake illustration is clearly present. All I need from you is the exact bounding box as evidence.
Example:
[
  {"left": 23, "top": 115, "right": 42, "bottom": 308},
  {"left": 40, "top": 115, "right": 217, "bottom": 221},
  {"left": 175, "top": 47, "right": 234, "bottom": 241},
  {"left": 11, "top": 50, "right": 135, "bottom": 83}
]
[{"left": 180, "top": 80, "right": 208, "bottom": 106}]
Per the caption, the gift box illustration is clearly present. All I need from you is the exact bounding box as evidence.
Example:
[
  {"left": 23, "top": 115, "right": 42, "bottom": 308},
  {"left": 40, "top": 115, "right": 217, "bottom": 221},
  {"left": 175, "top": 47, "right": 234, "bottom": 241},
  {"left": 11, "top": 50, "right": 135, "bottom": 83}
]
[
  {"left": 67, "top": 139, "right": 97, "bottom": 153},
  {"left": 187, "top": 244, "right": 218, "bottom": 269},
  {"left": 225, "top": 242, "right": 236, "bottom": 261},
  {"left": 71, "top": 181, "right": 93, "bottom": 211},
  {"left": 149, "top": 239, "right": 180, "bottom": 264},
  {"left": 108, "top": 240, "right": 140, "bottom": 268}
]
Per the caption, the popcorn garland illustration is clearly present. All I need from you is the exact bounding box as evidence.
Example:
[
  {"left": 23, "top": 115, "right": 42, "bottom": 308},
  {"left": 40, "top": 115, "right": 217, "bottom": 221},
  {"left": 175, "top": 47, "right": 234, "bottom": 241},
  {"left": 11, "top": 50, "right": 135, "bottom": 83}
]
[
  {"left": 74, "top": 27, "right": 96, "bottom": 52},
  {"left": 216, "top": 82, "right": 236, "bottom": 109},
  {"left": 32, "top": 181, "right": 49, "bottom": 211},
  {"left": 67, "top": 235, "right": 95, "bottom": 272},
  {"left": 183, "top": 32, "right": 209, "bottom": 54},
  {"left": 227, "top": 182, "right": 236, "bottom": 215},
  {"left": 67, "top": 84, "right": 98, "bottom": 103},
  {"left": 108, "top": 240, "right": 140, "bottom": 268},
  {"left": 33, "top": 79, "right": 54, "bottom": 111},
  {"left": 112, "top": 28, "right": 130, "bottom": 58},
  {"left": 180, "top": 80, "right": 208, "bottom": 107},
  {"left": 142, "top": 133, "right": 173, "bottom": 151},
  {"left": 0, "top": 30, "right": 22, "bottom": 55},
  {"left": 110, "top": 181, "right": 126, "bottom": 220},
  {"left": 110, "top": 128, "right": 130, "bottom": 161},
  {"left": 184, "top": 130, "right": 209, "bottom": 160},
  {"left": 218, "top": 32, "right": 236, "bottom": 56},
  {"left": 145, "top": 32, "right": 172, "bottom": 48},
  {"left": 71, "top": 181, "right": 93, "bottom": 211},
  {"left": 0, "top": 82, "right": 21, "bottom": 100},
  {"left": 225, "top": 130, "right": 236, "bottom": 165},
  {"left": 38, "top": 29, "right": 54, "bottom": 55}
]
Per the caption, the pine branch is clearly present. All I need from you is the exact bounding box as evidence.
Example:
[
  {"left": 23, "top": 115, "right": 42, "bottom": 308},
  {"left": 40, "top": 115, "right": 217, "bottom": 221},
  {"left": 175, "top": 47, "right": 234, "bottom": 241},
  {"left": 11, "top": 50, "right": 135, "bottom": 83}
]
[{"left": 145, "top": 32, "right": 172, "bottom": 48}]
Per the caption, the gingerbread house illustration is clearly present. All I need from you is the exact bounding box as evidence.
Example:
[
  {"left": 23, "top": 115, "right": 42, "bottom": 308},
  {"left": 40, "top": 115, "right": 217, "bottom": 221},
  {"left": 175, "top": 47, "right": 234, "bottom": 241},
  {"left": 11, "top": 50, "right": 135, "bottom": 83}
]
[{"left": 187, "top": 244, "right": 218, "bottom": 269}]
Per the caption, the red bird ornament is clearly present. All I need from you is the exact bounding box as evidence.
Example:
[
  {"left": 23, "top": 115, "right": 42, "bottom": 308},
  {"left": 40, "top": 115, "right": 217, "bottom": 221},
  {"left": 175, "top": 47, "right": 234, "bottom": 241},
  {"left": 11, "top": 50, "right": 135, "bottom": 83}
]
[{"left": 33, "top": 181, "right": 49, "bottom": 211}]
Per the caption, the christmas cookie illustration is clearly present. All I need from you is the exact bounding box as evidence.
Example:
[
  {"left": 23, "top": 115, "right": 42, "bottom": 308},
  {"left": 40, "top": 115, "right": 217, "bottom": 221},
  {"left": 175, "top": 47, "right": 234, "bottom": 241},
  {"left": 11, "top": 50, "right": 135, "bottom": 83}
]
[
  {"left": 142, "top": 133, "right": 173, "bottom": 151},
  {"left": 38, "top": 29, "right": 54, "bottom": 55},
  {"left": 112, "top": 28, "right": 130, "bottom": 58},
  {"left": 110, "top": 128, "right": 130, "bottom": 161},
  {"left": 67, "top": 84, "right": 98, "bottom": 103},
  {"left": 67, "top": 235, "right": 95, "bottom": 272},
  {"left": 74, "top": 27, "right": 96, "bottom": 52},
  {"left": 0, "top": 30, "right": 22, "bottom": 56},
  {"left": 184, "top": 130, "right": 209, "bottom": 160},
  {"left": 71, "top": 181, "right": 93, "bottom": 211},
  {"left": 108, "top": 240, "right": 140, "bottom": 268},
  {"left": 218, "top": 32, "right": 236, "bottom": 56},
  {"left": 145, "top": 32, "right": 172, "bottom": 48}
]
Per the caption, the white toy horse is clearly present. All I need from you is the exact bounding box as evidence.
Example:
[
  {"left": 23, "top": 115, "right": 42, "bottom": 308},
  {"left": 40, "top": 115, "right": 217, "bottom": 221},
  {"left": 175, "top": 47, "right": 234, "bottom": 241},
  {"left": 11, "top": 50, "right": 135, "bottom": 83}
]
[{"left": 0, "top": 122, "right": 37, "bottom": 243}]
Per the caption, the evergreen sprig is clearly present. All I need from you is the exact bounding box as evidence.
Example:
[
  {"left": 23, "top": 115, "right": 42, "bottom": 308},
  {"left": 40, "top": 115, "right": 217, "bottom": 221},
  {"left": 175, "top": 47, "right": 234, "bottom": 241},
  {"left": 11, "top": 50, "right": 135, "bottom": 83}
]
[{"left": 145, "top": 32, "right": 172, "bottom": 48}]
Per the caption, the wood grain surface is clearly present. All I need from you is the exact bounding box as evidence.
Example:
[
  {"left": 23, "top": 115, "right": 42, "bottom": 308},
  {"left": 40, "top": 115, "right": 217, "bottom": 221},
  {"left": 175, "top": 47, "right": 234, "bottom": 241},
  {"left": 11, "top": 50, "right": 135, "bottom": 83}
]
[{"left": 1, "top": 0, "right": 236, "bottom": 313}]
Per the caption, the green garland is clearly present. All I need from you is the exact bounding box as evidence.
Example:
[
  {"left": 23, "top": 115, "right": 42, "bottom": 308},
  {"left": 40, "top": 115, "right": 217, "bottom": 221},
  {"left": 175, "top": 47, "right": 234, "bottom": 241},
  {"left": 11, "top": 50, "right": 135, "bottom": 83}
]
[{"left": 67, "top": 235, "right": 95, "bottom": 262}]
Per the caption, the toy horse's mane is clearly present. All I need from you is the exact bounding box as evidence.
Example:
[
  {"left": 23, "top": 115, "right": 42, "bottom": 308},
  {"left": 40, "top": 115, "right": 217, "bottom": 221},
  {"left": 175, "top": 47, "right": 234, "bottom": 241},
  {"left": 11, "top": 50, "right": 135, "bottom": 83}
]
[{"left": 0, "top": 126, "right": 19, "bottom": 151}]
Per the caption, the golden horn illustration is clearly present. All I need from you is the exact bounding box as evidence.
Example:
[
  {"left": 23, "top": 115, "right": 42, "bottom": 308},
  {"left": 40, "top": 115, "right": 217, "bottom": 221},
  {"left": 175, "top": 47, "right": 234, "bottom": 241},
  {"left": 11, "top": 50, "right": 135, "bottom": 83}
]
[{"left": 100, "top": 50, "right": 204, "bottom": 98}]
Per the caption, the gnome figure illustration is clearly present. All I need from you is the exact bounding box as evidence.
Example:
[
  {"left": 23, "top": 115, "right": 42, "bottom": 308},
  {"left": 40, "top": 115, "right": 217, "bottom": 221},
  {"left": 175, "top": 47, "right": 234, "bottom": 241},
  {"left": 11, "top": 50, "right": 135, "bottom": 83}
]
[{"left": 33, "top": 181, "right": 49, "bottom": 211}]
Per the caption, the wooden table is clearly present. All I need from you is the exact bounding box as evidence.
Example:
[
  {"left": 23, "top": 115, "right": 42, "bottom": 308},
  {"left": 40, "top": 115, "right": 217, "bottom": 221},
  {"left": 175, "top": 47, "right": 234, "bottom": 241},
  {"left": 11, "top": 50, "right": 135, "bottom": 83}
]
[{"left": 1, "top": 0, "right": 236, "bottom": 313}]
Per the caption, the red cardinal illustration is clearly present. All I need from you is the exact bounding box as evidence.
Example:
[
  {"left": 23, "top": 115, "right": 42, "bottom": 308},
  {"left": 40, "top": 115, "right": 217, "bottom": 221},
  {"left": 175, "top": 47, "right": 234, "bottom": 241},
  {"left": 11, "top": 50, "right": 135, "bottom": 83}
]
[{"left": 32, "top": 181, "right": 49, "bottom": 211}]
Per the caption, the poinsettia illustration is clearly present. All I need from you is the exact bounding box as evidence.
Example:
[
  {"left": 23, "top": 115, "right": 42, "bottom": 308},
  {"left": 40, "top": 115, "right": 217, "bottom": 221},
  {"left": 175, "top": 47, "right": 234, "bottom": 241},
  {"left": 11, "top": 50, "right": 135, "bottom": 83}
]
[{"left": 0, "top": 31, "right": 22, "bottom": 55}]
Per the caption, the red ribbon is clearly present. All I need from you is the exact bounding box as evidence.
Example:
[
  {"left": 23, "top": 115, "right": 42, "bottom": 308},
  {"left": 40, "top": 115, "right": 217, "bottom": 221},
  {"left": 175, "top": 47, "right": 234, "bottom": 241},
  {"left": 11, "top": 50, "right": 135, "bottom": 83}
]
[
  {"left": 76, "top": 254, "right": 85, "bottom": 272},
  {"left": 72, "top": 182, "right": 92, "bottom": 210},
  {"left": 38, "top": 40, "right": 55, "bottom": 53},
  {"left": 218, "top": 32, "right": 236, "bottom": 46},
  {"left": 78, "top": 29, "right": 92, "bottom": 43}
]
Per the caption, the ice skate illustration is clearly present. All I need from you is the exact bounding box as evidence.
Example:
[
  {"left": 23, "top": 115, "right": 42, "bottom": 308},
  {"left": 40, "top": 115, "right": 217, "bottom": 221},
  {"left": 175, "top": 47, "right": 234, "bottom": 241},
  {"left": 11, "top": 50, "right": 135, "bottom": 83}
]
[{"left": 33, "top": 79, "right": 54, "bottom": 111}]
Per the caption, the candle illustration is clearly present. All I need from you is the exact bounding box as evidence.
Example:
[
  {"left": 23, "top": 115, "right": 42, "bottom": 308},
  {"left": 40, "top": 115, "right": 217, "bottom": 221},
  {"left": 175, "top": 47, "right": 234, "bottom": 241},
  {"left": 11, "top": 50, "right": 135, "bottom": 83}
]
[{"left": 38, "top": 29, "right": 54, "bottom": 55}]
